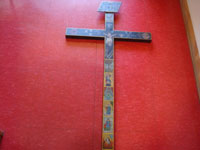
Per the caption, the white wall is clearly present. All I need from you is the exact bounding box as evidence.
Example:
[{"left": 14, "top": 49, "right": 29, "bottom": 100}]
[{"left": 187, "top": 0, "right": 200, "bottom": 55}]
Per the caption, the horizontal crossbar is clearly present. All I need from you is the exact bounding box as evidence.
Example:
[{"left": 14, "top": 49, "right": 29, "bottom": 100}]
[{"left": 66, "top": 28, "right": 152, "bottom": 41}]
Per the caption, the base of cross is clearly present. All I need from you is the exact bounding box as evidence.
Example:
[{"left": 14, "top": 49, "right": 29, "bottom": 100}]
[{"left": 0, "top": 130, "right": 4, "bottom": 142}]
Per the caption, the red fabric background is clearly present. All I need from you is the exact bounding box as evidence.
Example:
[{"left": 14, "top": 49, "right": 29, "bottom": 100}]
[{"left": 0, "top": 0, "right": 200, "bottom": 150}]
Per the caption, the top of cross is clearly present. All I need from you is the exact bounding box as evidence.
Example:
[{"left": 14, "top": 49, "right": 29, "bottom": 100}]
[
  {"left": 66, "top": 1, "right": 151, "bottom": 41},
  {"left": 98, "top": 1, "right": 121, "bottom": 13}
]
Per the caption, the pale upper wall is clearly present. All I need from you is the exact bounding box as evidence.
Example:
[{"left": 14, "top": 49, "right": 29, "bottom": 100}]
[{"left": 187, "top": 0, "right": 200, "bottom": 55}]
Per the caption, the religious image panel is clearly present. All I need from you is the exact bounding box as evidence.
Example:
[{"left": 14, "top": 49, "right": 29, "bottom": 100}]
[
  {"left": 103, "top": 117, "right": 113, "bottom": 133},
  {"left": 103, "top": 101, "right": 114, "bottom": 116},
  {"left": 104, "top": 73, "right": 114, "bottom": 87},
  {"left": 102, "top": 133, "right": 114, "bottom": 149},
  {"left": 104, "top": 87, "right": 114, "bottom": 101},
  {"left": 104, "top": 59, "right": 114, "bottom": 72}
]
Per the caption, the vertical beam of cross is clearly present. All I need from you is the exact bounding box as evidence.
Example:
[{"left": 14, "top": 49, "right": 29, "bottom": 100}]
[
  {"left": 66, "top": 2, "right": 151, "bottom": 150},
  {"left": 103, "top": 12, "right": 115, "bottom": 150}
]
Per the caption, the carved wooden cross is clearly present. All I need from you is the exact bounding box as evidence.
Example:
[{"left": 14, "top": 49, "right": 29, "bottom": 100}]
[{"left": 66, "top": 2, "right": 151, "bottom": 150}]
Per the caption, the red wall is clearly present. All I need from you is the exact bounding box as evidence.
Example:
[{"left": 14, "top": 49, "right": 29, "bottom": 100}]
[{"left": 0, "top": 0, "right": 200, "bottom": 150}]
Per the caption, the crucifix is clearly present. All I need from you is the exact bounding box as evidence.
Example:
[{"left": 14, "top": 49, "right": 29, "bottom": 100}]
[{"left": 66, "top": 1, "right": 151, "bottom": 150}]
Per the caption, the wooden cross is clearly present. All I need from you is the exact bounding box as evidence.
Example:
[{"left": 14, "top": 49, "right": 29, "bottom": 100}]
[{"left": 66, "top": 2, "right": 151, "bottom": 150}]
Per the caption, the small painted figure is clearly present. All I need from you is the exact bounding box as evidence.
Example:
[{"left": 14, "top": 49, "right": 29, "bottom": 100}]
[
  {"left": 105, "top": 105, "right": 111, "bottom": 115},
  {"left": 106, "top": 33, "right": 113, "bottom": 47},
  {"left": 105, "top": 74, "right": 112, "bottom": 86},
  {"left": 103, "top": 136, "right": 113, "bottom": 149},
  {"left": 104, "top": 118, "right": 111, "bottom": 131},
  {"left": 104, "top": 32, "right": 114, "bottom": 59},
  {"left": 104, "top": 87, "right": 113, "bottom": 100}
]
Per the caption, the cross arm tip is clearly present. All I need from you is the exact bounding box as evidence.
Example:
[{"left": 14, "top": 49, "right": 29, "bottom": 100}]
[
  {"left": 114, "top": 31, "right": 152, "bottom": 41},
  {"left": 66, "top": 28, "right": 105, "bottom": 39}
]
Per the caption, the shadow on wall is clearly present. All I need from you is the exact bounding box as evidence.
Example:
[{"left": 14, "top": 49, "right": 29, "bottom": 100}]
[{"left": 0, "top": 130, "right": 4, "bottom": 146}]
